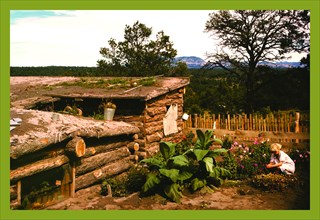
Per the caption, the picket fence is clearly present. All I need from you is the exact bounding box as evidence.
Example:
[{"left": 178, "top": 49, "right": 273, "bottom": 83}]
[{"left": 182, "top": 112, "right": 309, "bottom": 133}]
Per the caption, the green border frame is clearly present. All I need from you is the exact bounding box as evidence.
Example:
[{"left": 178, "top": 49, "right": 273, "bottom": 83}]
[{"left": 1, "top": 0, "right": 319, "bottom": 219}]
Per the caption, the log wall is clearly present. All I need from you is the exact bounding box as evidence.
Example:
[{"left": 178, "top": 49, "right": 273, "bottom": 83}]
[
  {"left": 10, "top": 120, "right": 140, "bottom": 209},
  {"left": 115, "top": 88, "right": 186, "bottom": 156}
]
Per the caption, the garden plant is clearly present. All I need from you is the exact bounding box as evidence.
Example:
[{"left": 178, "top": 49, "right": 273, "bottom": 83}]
[{"left": 140, "top": 129, "right": 231, "bottom": 203}]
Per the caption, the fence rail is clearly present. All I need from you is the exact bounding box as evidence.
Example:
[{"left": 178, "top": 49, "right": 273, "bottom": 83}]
[{"left": 183, "top": 112, "right": 309, "bottom": 133}]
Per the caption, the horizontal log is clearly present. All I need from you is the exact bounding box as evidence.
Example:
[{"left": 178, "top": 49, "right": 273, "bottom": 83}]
[
  {"left": 72, "top": 123, "right": 140, "bottom": 138},
  {"left": 65, "top": 137, "right": 86, "bottom": 158},
  {"left": 146, "top": 132, "right": 163, "bottom": 143},
  {"left": 145, "top": 125, "right": 163, "bottom": 135},
  {"left": 75, "top": 157, "right": 132, "bottom": 190},
  {"left": 146, "top": 142, "right": 160, "bottom": 156},
  {"left": 76, "top": 147, "right": 130, "bottom": 176},
  {"left": 144, "top": 120, "right": 163, "bottom": 128},
  {"left": 10, "top": 135, "right": 71, "bottom": 159},
  {"left": 147, "top": 97, "right": 183, "bottom": 108},
  {"left": 135, "top": 139, "right": 145, "bottom": 147},
  {"left": 10, "top": 148, "right": 65, "bottom": 170},
  {"left": 127, "top": 142, "right": 139, "bottom": 152},
  {"left": 165, "top": 93, "right": 183, "bottom": 99},
  {"left": 10, "top": 155, "right": 69, "bottom": 183},
  {"left": 145, "top": 107, "right": 167, "bottom": 117},
  {"left": 134, "top": 151, "right": 149, "bottom": 160},
  {"left": 83, "top": 141, "right": 129, "bottom": 158},
  {"left": 144, "top": 114, "right": 165, "bottom": 122},
  {"left": 133, "top": 133, "right": 144, "bottom": 140}
]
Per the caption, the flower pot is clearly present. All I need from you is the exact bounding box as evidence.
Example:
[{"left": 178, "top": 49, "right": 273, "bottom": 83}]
[{"left": 104, "top": 108, "right": 115, "bottom": 121}]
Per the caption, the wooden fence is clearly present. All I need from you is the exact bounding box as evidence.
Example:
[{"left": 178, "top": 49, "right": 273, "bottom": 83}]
[
  {"left": 182, "top": 112, "right": 309, "bottom": 133},
  {"left": 182, "top": 112, "right": 310, "bottom": 147}
]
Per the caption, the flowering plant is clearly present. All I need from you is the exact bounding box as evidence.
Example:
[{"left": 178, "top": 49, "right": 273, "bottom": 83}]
[
  {"left": 219, "top": 139, "right": 271, "bottom": 179},
  {"left": 289, "top": 147, "right": 310, "bottom": 171},
  {"left": 102, "top": 100, "right": 117, "bottom": 109}
]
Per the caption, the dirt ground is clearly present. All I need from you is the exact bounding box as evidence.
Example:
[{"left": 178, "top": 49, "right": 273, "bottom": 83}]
[{"left": 45, "top": 180, "right": 309, "bottom": 210}]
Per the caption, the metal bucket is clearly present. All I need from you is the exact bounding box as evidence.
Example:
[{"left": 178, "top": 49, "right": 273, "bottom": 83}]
[{"left": 104, "top": 108, "right": 115, "bottom": 121}]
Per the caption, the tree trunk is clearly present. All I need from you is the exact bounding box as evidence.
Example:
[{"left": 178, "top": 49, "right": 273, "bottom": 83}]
[
  {"left": 10, "top": 155, "right": 69, "bottom": 184},
  {"left": 83, "top": 141, "right": 129, "bottom": 158},
  {"left": 65, "top": 137, "right": 86, "bottom": 158},
  {"left": 75, "top": 147, "right": 130, "bottom": 176},
  {"left": 75, "top": 157, "right": 132, "bottom": 190}
]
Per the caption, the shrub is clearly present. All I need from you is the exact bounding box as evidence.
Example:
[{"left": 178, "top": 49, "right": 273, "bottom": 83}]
[
  {"left": 288, "top": 147, "right": 310, "bottom": 172},
  {"left": 219, "top": 141, "right": 271, "bottom": 179},
  {"left": 100, "top": 167, "right": 148, "bottom": 197},
  {"left": 251, "top": 173, "right": 298, "bottom": 192}
]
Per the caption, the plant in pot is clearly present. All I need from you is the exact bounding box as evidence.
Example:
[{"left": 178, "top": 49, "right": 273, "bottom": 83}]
[{"left": 102, "top": 100, "right": 117, "bottom": 121}]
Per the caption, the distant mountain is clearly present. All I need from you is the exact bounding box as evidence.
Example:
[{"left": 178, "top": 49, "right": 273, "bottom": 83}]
[
  {"left": 257, "top": 61, "right": 302, "bottom": 68},
  {"left": 174, "top": 56, "right": 206, "bottom": 69},
  {"left": 174, "top": 56, "right": 302, "bottom": 69}
]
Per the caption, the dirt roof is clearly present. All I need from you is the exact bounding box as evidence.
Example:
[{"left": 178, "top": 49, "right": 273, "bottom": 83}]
[{"left": 10, "top": 76, "right": 190, "bottom": 105}]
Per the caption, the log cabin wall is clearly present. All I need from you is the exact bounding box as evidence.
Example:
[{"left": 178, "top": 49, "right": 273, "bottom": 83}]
[
  {"left": 113, "top": 87, "right": 186, "bottom": 157},
  {"left": 10, "top": 109, "right": 140, "bottom": 209},
  {"left": 144, "top": 88, "right": 185, "bottom": 155}
]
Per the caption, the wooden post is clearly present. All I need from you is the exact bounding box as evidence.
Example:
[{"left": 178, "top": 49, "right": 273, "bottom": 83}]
[
  {"left": 227, "top": 114, "right": 230, "bottom": 130},
  {"left": 17, "top": 181, "right": 21, "bottom": 205},
  {"left": 194, "top": 114, "right": 198, "bottom": 128},
  {"left": 295, "top": 112, "right": 300, "bottom": 143},
  {"left": 295, "top": 112, "right": 300, "bottom": 133},
  {"left": 71, "top": 161, "right": 75, "bottom": 198}
]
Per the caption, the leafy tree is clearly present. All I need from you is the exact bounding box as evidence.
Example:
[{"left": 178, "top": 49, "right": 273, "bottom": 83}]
[
  {"left": 204, "top": 10, "right": 310, "bottom": 113},
  {"left": 97, "top": 21, "right": 177, "bottom": 76}
]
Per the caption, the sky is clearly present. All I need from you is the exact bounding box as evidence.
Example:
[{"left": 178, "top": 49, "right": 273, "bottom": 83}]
[{"left": 10, "top": 10, "right": 306, "bottom": 67}]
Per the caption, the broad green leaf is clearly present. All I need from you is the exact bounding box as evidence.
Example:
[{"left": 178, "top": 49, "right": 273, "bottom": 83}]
[
  {"left": 203, "top": 157, "right": 214, "bottom": 173},
  {"left": 191, "top": 178, "right": 207, "bottom": 191},
  {"left": 159, "top": 168, "right": 180, "bottom": 182},
  {"left": 140, "top": 158, "right": 164, "bottom": 168},
  {"left": 160, "top": 142, "right": 176, "bottom": 161},
  {"left": 193, "top": 149, "right": 209, "bottom": 161},
  {"left": 212, "top": 138, "right": 223, "bottom": 145},
  {"left": 212, "top": 148, "right": 228, "bottom": 154},
  {"left": 164, "top": 183, "right": 183, "bottom": 203},
  {"left": 142, "top": 173, "right": 160, "bottom": 193},
  {"left": 171, "top": 155, "right": 189, "bottom": 167},
  {"left": 216, "top": 167, "right": 232, "bottom": 178},
  {"left": 177, "top": 171, "right": 193, "bottom": 181},
  {"left": 196, "top": 129, "right": 205, "bottom": 144},
  {"left": 209, "top": 167, "right": 220, "bottom": 178}
]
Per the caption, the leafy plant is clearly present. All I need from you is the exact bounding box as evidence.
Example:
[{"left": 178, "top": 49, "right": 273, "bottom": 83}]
[
  {"left": 140, "top": 130, "right": 231, "bottom": 203},
  {"left": 219, "top": 141, "right": 271, "bottom": 179},
  {"left": 251, "top": 173, "right": 298, "bottom": 192},
  {"left": 101, "top": 99, "right": 117, "bottom": 109},
  {"left": 288, "top": 147, "right": 310, "bottom": 171},
  {"left": 140, "top": 142, "right": 192, "bottom": 203}
]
